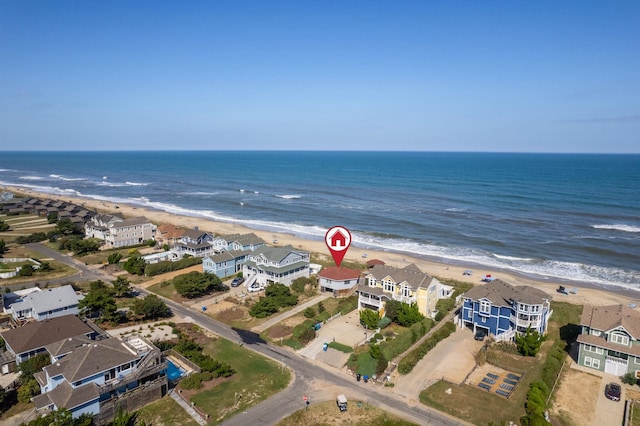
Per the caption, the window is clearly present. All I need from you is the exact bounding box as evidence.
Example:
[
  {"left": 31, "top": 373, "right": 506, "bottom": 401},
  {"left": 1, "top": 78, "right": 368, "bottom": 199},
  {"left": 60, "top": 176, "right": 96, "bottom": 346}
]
[
  {"left": 610, "top": 333, "right": 630, "bottom": 346},
  {"left": 402, "top": 285, "right": 411, "bottom": 297},
  {"left": 479, "top": 301, "right": 491, "bottom": 315},
  {"left": 584, "top": 344, "right": 604, "bottom": 355},
  {"left": 531, "top": 305, "right": 540, "bottom": 313}
]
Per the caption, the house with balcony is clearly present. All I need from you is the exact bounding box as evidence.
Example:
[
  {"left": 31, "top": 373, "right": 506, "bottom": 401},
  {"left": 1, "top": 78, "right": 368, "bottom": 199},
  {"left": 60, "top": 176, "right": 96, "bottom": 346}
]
[
  {"left": 459, "top": 279, "right": 552, "bottom": 342},
  {"left": 318, "top": 266, "right": 362, "bottom": 297},
  {"left": 576, "top": 304, "right": 640, "bottom": 376},
  {"left": 358, "top": 264, "right": 442, "bottom": 319},
  {"left": 32, "top": 335, "right": 167, "bottom": 422},
  {"left": 223, "top": 233, "right": 265, "bottom": 251},
  {"left": 203, "top": 250, "right": 251, "bottom": 278},
  {"left": 85, "top": 214, "right": 155, "bottom": 248},
  {"left": 242, "top": 245, "right": 310, "bottom": 286},
  {"left": 8, "top": 285, "right": 83, "bottom": 322},
  {"left": 172, "top": 228, "right": 218, "bottom": 258}
]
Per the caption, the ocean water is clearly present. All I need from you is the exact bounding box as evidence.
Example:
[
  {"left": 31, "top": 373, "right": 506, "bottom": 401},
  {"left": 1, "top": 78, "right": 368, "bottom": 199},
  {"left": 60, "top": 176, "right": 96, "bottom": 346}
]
[{"left": 1, "top": 151, "right": 639, "bottom": 290}]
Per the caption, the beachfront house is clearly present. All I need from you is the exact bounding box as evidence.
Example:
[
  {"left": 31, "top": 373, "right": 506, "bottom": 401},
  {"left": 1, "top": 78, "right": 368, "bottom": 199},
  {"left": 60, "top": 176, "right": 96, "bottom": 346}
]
[
  {"left": 155, "top": 224, "right": 186, "bottom": 247},
  {"left": 84, "top": 214, "right": 156, "bottom": 248},
  {"left": 7, "top": 285, "right": 83, "bottom": 322},
  {"left": 357, "top": 264, "right": 442, "bottom": 319},
  {"left": 318, "top": 266, "right": 362, "bottom": 297},
  {"left": 0, "top": 315, "right": 96, "bottom": 370},
  {"left": 172, "top": 227, "right": 217, "bottom": 258},
  {"left": 459, "top": 279, "right": 552, "bottom": 342},
  {"left": 242, "top": 245, "right": 310, "bottom": 287},
  {"left": 223, "top": 233, "right": 266, "bottom": 251},
  {"left": 576, "top": 304, "right": 640, "bottom": 376},
  {"left": 33, "top": 335, "right": 167, "bottom": 422}
]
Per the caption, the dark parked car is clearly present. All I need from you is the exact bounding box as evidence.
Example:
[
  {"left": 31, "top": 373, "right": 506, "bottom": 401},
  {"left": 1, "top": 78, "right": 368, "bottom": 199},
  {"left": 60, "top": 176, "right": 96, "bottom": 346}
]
[
  {"left": 231, "top": 277, "right": 245, "bottom": 287},
  {"left": 605, "top": 382, "right": 621, "bottom": 401},
  {"left": 474, "top": 329, "right": 486, "bottom": 341}
]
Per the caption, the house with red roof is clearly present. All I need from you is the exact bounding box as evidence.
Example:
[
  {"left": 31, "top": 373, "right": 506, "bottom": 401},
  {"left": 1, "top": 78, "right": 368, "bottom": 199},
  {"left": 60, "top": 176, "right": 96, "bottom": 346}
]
[{"left": 317, "top": 266, "right": 362, "bottom": 297}]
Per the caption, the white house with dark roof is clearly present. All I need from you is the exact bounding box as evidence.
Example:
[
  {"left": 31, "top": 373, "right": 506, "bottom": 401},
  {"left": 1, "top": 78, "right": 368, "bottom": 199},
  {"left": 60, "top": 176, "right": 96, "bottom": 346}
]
[
  {"left": 358, "top": 263, "right": 442, "bottom": 319},
  {"left": 577, "top": 304, "right": 640, "bottom": 376},
  {"left": 9, "top": 285, "right": 83, "bottom": 322},
  {"left": 172, "top": 228, "right": 217, "bottom": 258},
  {"left": 223, "top": 233, "right": 265, "bottom": 251},
  {"left": 460, "top": 279, "right": 552, "bottom": 342},
  {"left": 33, "top": 335, "right": 167, "bottom": 420},
  {"left": 242, "top": 245, "right": 310, "bottom": 286},
  {"left": 318, "top": 266, "right": 362, "bottom": 297}
]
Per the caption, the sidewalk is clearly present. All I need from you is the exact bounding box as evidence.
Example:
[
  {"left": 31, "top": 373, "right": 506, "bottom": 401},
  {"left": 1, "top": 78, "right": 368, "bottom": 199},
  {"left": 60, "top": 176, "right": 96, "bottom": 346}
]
[
  {"left": 253, "top": 293, "right": 331, "bottom": 333},
  {"left": 169, "top": 389, "right": 208, "bottom": 426}
]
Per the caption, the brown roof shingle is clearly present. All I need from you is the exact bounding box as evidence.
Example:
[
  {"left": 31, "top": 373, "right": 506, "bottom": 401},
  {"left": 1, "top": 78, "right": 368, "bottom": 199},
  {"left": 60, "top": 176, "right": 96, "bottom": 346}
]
[
  {"left": 1, "top": 316, "right": 93, "bottom": 355},
  {"left": 580, "top": 304, "right": 640, "bottom": 338}
]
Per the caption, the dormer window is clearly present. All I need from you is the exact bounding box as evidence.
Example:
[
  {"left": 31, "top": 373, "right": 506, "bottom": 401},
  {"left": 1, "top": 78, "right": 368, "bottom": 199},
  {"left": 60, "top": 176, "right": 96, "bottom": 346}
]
[
  {"left": 479, "top": 300, "right": 491, "bottom": 315},
  {"left": 610, "top": 333, "right": 630, "bottom": 346}
]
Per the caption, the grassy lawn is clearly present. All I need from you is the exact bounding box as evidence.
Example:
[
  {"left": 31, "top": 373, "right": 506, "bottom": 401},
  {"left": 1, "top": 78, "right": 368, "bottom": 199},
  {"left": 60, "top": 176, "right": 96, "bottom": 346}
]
[
  {"left": 188, "top": 337, "right": 291, "bottom": 424},
  {"left": 148, "top": 280, "right": 180, "bottom": 300},
  {"left": 419, "top": 301, "right": 582, "bottom": 426},
  {"left": 347, "top": 350, "right": 378, "bottom": 377},
  {"left": 277, "top": 400, "right": 417, "bottom": 426},
  {"left": 135, "top": 396, "right": 199, "bottom": 426}
]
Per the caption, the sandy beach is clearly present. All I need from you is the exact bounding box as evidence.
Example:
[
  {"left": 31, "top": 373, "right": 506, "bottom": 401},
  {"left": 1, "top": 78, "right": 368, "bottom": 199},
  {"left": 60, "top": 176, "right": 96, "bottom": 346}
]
[{"left": 6, "top": 186, "right": 639, "bottom": 308}]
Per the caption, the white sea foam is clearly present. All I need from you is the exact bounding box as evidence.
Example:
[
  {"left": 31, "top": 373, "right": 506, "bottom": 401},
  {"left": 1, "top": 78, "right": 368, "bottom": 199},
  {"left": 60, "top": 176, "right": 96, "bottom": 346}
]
[
  {"left": 126, "top": 181, "right": 148, "bottom": 186},
  {"left": 185, "top": 191, "right": 219, "bottom": 196},
  {"left": 19, "top": 176, "right": 45, "bottom": 181},
  {"left": 276, "top": 194, "right": 302, "bottom": 199},
  {"left": 592, "top": 224, "right": 640, "bottom": 233},
  {"left": 492, "top": 254, "right": 535, "bottom": 262},
  {"left": 445, "top": 208, "right": 467, "bottom": 212},
  {"left": 49, "top": 174, "right": 86, "bottom": 182}
]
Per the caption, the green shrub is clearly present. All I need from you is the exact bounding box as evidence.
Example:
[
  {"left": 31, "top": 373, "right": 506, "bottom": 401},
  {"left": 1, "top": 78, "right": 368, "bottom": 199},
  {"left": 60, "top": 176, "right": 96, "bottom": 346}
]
[
  {"left": 303, "top": 307, "right": 316, "bottom": 318},
  {"left": 377, "top": 316, "right": 392, "bottom": 329},
  {"left": 328, "top": 341, "right": 353, "bottom": 353},
  {"left": 315, "top": 310, "right": 331, "bottom": 322},
  {"left": 180, "top": 374, "right": 203, "bottom": 390}
]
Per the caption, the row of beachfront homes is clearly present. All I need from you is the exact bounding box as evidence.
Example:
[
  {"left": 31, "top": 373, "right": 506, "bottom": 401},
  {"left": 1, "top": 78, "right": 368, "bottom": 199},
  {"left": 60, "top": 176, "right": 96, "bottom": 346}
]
[{"left": 0, "top": 315, "right": 168, "bottom": 423}]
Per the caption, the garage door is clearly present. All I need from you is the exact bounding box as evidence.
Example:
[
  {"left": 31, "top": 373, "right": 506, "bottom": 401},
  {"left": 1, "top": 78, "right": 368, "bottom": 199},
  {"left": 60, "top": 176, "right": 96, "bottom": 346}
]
[{"left": 605, "top": 357, "right": 628, "bottom": 376}]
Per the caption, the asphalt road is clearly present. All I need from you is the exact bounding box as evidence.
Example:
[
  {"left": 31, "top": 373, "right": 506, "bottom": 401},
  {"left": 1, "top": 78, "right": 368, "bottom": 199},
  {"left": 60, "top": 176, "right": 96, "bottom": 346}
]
[{"left": 15, "top": 245, "right": 471, "bottom": 426}]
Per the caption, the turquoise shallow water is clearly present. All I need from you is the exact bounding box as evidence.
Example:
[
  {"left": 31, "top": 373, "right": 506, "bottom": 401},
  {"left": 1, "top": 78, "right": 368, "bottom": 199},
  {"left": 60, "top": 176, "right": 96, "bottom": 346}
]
[{"left": 1, "top": 151, "right": 638, "bottom": 288}]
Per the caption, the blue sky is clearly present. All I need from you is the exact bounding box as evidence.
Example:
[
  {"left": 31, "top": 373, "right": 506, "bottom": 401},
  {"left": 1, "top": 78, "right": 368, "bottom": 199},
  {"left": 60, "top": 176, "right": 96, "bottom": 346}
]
[{"left": 1, "top": 1, "right": 639, "bottom": 152}]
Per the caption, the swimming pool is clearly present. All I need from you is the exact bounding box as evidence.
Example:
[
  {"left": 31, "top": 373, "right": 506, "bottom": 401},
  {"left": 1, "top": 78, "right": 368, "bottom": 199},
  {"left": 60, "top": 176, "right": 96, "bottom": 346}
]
[{"left": 166, "top": 359, "right": 186, "bottom": 380}]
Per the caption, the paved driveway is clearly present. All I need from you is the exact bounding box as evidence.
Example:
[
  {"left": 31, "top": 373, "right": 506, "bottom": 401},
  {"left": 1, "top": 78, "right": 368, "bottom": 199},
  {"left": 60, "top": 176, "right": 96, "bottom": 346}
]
[{"left": 593, "top": 377, "right": 625, "bottom": 425}]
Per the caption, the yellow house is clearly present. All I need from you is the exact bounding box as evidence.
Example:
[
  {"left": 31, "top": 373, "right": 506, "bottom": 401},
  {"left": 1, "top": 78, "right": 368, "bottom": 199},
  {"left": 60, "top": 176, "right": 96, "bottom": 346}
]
[{"left": 358, "top": 263, "right": 442, "bottom": 319}]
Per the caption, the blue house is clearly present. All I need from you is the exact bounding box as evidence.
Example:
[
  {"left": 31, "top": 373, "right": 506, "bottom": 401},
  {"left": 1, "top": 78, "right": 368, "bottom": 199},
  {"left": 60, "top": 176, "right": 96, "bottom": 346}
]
[
  {"left": 203, "top": 250, "right": 250, "bottom": 278},
  {"left": 33, "top": 335, "right": 167, "bottom": 422},
  {"left": 460, "top": 279, "right": 552, "bottom": 342}
]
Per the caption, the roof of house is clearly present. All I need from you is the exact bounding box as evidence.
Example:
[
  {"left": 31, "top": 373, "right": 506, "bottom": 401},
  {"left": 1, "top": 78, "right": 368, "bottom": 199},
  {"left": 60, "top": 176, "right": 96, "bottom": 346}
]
[
  {"left": 580, "top": 304, "right": 640, "bottom": 338},
  {"left": 224, "top": 232, "right": 265, "bottom": 246},
  {"left": 1, "top": 316, "right": 93, "bottom": 354},
  {"left": 463, "top": 279, "right": 549, "bottom": 306},
  {"left": 182, "top": 228, "right": 211, "bottom": 240},
  {"left": 207, "top": 250, "right": 249, "bottom": 263},
  {"left": 157, "top": 224, "right": 185, "bottom": 239},
  {"left": 366, "top": 263, "right": 436, "bottom": 291},
  {"left": 366, "top": 259, "right": 385, "bottom": 267},
  {"left": 10, "top": 285, "right": 82, "bottom": 316},
  {"left": 32, "top": 380, "right": 99, "bottom": 412},
  {"left": 249, "top": 245, "right": 309, "bottom": 264},
  {"left": 42, "top": 337, "right": 142, "bottom": 383},
  {"left": 111, "top": 216, "right": 153, "bottom": 228},
  {"left": 318, "top": 266, "right": 362, "bottom": 281},
  {"left": 45, "top": 335, "right": 94, "bottom": 359}
]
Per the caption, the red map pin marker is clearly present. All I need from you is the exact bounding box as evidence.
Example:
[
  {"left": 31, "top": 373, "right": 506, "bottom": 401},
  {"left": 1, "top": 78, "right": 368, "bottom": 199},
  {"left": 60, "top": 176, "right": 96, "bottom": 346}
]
[{"left": 325, "top": 226, "right": 352, "bottom": 267}]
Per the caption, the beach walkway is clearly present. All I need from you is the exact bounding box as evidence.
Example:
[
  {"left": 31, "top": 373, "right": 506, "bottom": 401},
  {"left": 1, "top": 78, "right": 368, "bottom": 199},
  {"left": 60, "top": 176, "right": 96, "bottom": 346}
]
[{"left": 252, "top": 293, "right": 331, "bottom": 333}]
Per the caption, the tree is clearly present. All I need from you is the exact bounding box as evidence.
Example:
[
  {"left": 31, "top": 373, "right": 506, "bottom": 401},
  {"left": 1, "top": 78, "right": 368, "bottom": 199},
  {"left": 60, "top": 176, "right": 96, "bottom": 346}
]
[
  {"left": 132, "top": 295, "right": 172, "bottom": 320},
  {"left": 173, "top": 271, "right": 226, "bottom": 298},
  {"left": 397, "top": 303, "right": 424, "bottom": 327},
  {"left": 123, "top": 254, "right": 146, "bottom": 275},
  {"left": 55, "top": 218, "right": 76, "bottom": 235},
  {"left": 47, "top": 211, "right": 58, "bottom": 224},
  {"left": 112, "top": 276, "right": 132, "bottom": 297},
  {"left": 318, "top": 301, "right": 325, "bottom": 313},
  {"left": 107, "top": 252, "right": 123, "bottom": 265},
  {"left": 79, "top": 280, "right": 120, "bottom": 323},
  {"left": 18, "top": 353, "right": 51, "bottom": 379},
  {"left": 18, "top": 378, "right": 40, "bottom": 403},
  {"left": 17, "top": 264, "right": 34, "bottom": 277},
  {"left": 303, "top": 307, "right": 316, "bottom": 318},
  {"left": 0, "top": 220, "right": 9, "bottom": 232},
  {"left": 360, "top": 309, "right": 380, "bottom": 330},
  {"left": 515, "top": 327, "right": 547, "bottom": 357},
  {"left": 0, "top": 239, "right": 6, "bottom": 256},
  {"left": 384, "top": 300, "right": 402, "bottom": 323},
  {"left": 264, "top": 283, "right": 297, "bottom": 307}
]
